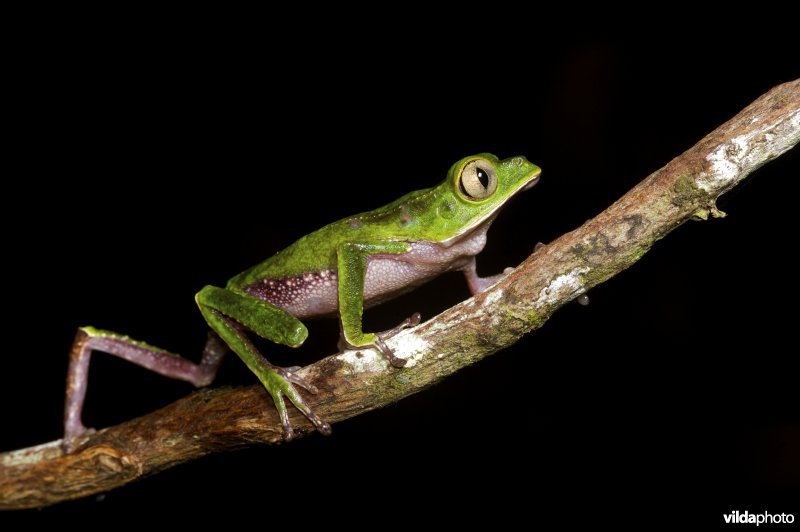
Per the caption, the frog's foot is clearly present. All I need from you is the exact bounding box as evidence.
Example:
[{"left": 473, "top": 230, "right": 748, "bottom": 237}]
[
  {"left": 377, "top": 312, "right": 422, "bottom": 341},
  {"left": 461, "top": 256, "right": 515, "bottom": 295},
  {"left": 465, "top": 266, "right": 515, "bottom": 295},
  {"left": 374, "top": 312, "right": 422, "bottom": 368},
  {"left": 338, "top": 313, "right": 421, "bottom": 368},
  {"left": 263, "top": 365, "right": 331, "bottom": 441},
  {"left": 63, "top": 425, "right": 96, "bottom": 454}
]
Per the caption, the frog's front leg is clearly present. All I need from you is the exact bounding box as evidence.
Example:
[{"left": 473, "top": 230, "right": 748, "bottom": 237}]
[
  {"left": 195, "top": 286, "right": 331, "bottom": 440},
  {"left": 461, "top": 256, "right": 514, "bottom": 295},
  {"left": 336, "top": 241, "right": 419, "bottom": 368}
]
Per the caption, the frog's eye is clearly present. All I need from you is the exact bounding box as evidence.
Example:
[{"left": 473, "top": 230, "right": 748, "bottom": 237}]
[{"left": 458, "top": 160, "right": 498, "bottom": 200}]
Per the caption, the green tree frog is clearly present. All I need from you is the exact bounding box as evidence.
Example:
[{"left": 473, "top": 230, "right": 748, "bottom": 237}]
[{"left": 63, "top": 153, "right": 541, "bottom": 451}]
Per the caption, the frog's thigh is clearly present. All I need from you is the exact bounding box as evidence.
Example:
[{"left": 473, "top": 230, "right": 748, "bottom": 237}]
[
  {"left": 195, "top": 285, "right": 308, "bottom": 348},
  {"left": 196, "top": 286, "right": 330, "bottom": 439}
]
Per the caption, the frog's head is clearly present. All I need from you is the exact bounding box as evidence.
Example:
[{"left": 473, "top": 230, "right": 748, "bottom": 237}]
[{"left": 433, "top": 153, "right": 541, "bottom": 241}]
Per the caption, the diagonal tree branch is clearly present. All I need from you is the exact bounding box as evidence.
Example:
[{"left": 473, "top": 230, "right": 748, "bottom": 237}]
[{"left": 1, "top": 79, "right": 798, "bottom": 510}]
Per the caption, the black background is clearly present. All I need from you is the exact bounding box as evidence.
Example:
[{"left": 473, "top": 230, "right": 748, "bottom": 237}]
[{"left": 3, "top": 23, "right": 798, "bottom": 528}]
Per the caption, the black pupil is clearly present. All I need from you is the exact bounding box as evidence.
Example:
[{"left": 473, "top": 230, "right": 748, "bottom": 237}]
[{"left": 476, "top": 168, "right": 489, "bottom": 189}]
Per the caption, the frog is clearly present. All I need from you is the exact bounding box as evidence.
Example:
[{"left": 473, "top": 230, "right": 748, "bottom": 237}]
[{"left": 63, "top": 153, "right": 541, "bottom": 452}]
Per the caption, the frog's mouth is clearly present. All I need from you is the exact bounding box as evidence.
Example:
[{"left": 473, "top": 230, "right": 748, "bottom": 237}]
[{"left": 522, "top": 169, "right": 542, "bottom": 190}]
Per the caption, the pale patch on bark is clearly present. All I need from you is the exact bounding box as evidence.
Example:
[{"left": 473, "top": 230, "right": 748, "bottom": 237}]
[{"left": 534, "top": 268, "right": 589, "bottom": 309}]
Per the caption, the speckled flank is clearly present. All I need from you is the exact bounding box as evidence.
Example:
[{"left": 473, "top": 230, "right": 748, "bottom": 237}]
[
  {"left": 243, "top": 223, "right": 494, "bottom": 319},
  {"left": 244, "top": 270, "right": 339, "bottom": 318}
]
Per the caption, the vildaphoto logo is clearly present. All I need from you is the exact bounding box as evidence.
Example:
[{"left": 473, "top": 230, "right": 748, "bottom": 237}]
[{"left": 723, "top": 510, "right": 794, "bottom": 526}]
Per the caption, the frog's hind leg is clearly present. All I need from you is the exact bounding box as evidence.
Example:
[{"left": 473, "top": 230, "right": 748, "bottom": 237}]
[
  {"left": 195, "top": 285, "right": 331, "bottom": 441},
  {"left": 64, "top": 327, "right": 227, "bottom": 452}
]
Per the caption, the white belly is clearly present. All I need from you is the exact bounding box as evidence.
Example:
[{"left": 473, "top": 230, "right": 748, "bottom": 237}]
[{"left": 255, "top": 226, "right": 490, "bottom": 319}]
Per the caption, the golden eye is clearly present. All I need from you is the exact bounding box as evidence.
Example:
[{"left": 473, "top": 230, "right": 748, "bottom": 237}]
[{"left": 458, "top": 159, "right": 498, "bottom": 200}]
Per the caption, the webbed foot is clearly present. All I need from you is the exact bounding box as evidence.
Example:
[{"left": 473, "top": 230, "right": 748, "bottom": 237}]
[
  {"left": 338, "top": 313, "right": 421, "bottom": 368},
  {"left": 373, "top": 312, "right": 422, "bottom": 368},
  {"left": 465, "top": 266, "right": 514, "bottom": 294},
  {"left": 462, "top": 256, "right": 515, "bottom": 295},
  {"left": 263, "top": 365, "right": 332, "bottom": 441}
]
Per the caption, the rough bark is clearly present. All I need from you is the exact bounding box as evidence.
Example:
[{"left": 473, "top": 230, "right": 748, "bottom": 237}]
[{"left": 1, "top": 79, "right": 798, "bottom": 510}]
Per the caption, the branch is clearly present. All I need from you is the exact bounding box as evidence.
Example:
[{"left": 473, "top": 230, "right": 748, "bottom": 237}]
[{"left": 2, "top": 80, "right": 798, "bottom": 510}]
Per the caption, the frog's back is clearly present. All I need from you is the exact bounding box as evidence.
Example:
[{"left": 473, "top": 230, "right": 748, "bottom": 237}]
[
  {"left": 224, "top": 187, "right": 461, "bottom": 318},
  {"left": 227, "top": 188, "right": 430, "bottom": 291},
  {"left": 227, "top": 222, "right": 345, "bottom": 291}
]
